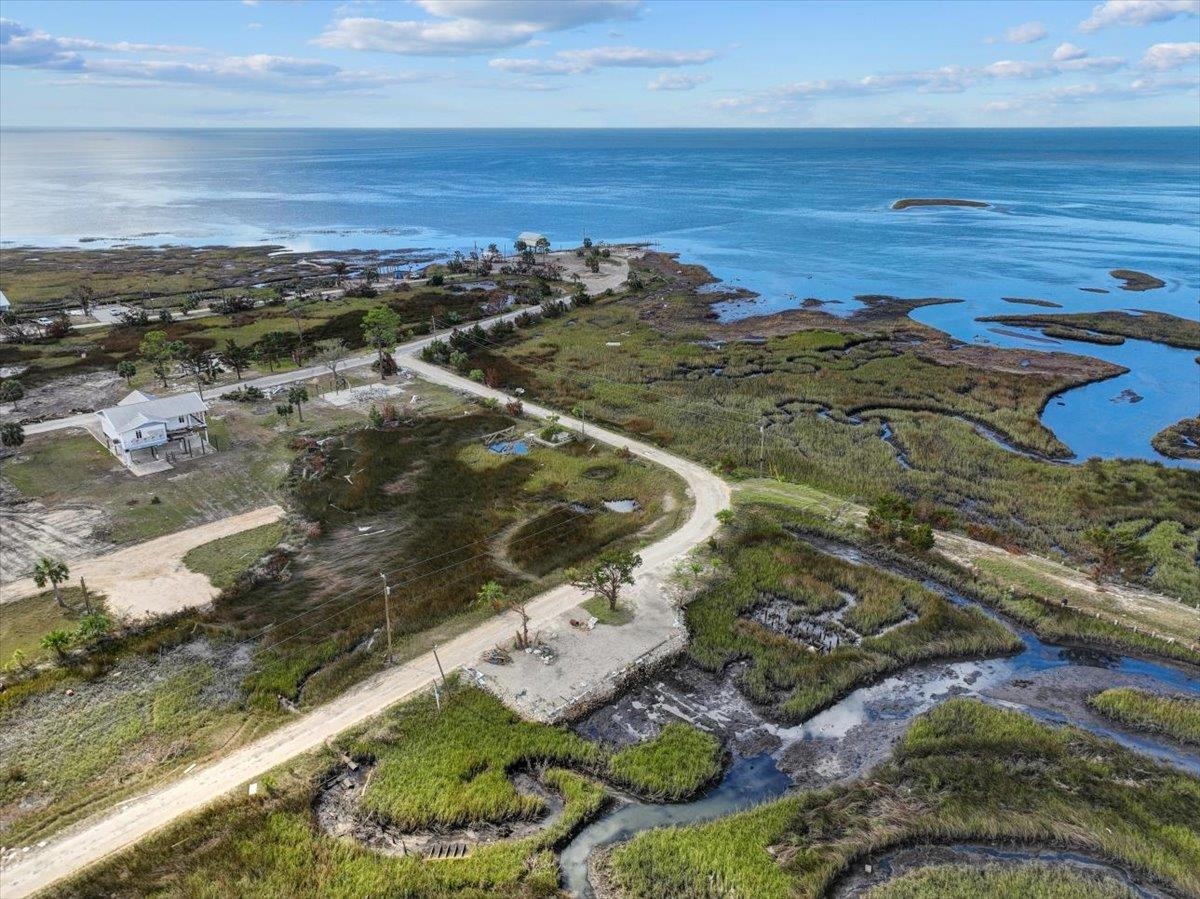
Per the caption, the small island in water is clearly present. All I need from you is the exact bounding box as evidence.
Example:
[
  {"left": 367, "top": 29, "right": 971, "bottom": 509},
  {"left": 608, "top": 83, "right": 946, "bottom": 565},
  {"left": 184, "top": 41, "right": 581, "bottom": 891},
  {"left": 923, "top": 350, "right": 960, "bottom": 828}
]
[
  {"left": 892, "top": 197, "right": 990, "bottom": 210},
  {"left": 1110, "top": 269, "right": 1166, "bottom": 291}
]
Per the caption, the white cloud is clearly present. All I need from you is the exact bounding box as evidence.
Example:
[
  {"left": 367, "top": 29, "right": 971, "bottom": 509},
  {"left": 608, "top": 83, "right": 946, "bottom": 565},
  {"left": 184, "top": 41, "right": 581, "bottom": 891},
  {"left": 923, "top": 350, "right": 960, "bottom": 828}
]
[
  {"left": 491, "top": 45, "right": 714, "bottom": 75},
  {"left": 1141, "top": 41, "right": 1200, "bottom": 69},
  {"left": 314, "top": 0, "right": 641, "bottom": 56},
  {"left": 0, "top": 18, "right": 196, "bottom": 70},
  {"left": 987, "top": 21, "right": 1048, "bottom": 44},
  {"left": 647, "top": 72, "right": 709, "bottom": 91},
  {"left": 985, "top": 75, "right": 1198, "bottom": 112},
  {"left": 711, "top": 46, "right": 1134, "bottom": 118},
  {"left": 247, "top": 21, "right": 263, "bottom": 30},
  {"left": 1080, "top": 0, "right": 1200, "bottom": 32},
  {"left": 0, "top": 19, "right": 431, "bottom": 95},
  {"left": 415, "top": 1, "right": 640, "bottom": 30},
  {"left": 1053, "top": 42, "right": 1089, "bottom": 60}
]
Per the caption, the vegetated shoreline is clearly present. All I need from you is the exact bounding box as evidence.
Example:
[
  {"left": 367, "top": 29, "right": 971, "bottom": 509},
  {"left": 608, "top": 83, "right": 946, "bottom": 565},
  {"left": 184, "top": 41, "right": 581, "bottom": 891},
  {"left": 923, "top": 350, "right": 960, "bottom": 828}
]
[
  {"left": 604, "top": 696, "right": 1200, "bottom": 899},
  {"left": 1110, "top": 269, "right": 1166, "bottom": 292},
  {"left": 1001, "top": 297, "right": 1064, "bottom": 308},
  {"left": 1087, "top": 686, "right": 1200, "bottom": 747},
  {"left": 891, "top": 198, "right": 990, "bottom": 210},
  {"left": 978, "top": 310, "right": 1200, "bottom": 351},
  {"left": 1151, "top": 417, "right": 1200, "bottom": 461}
]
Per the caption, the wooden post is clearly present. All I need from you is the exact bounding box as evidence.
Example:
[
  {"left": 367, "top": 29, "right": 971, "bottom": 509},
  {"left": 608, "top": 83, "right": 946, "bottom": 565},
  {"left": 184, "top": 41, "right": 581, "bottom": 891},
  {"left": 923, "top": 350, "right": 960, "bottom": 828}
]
[{"left": 380, "top": 572, "right": 394, "bottom": 664}]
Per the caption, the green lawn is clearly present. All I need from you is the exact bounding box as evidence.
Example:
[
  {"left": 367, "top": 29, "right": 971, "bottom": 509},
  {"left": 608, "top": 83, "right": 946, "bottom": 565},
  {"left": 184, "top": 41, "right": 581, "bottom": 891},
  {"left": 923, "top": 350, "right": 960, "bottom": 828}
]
[
  {"left": 0, "top": 590, "right": 78, "bottom": 665},
  {"left": 183, "top": 521, "right": 287, "bottom": 592}
]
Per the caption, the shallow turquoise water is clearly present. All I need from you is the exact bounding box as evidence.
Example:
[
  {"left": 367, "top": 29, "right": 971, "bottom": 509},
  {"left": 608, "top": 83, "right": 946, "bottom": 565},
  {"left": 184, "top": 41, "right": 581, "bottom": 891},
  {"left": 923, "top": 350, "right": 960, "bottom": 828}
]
[{"left": 2, "top": 128, "right": 1196, "bottom": 463}]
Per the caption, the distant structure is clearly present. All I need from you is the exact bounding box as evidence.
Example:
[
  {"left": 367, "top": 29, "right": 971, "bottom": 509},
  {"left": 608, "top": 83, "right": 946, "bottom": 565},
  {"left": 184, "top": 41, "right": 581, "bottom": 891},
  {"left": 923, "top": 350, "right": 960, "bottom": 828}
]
[
  {"left": 515, "top": 231, "right": 549, "bottom": 253},
  {"left": 0, "top": 290, "right": 10, "bottom": 312},
  {"left": 94, "top": 390, "right": 211, "bottom": 472}
]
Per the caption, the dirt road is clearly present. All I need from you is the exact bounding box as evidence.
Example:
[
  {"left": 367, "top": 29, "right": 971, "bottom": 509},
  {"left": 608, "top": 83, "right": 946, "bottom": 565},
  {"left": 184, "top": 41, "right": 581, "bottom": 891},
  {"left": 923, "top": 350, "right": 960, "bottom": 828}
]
[
  {"left": 0, "top": 505, "right": 285, "bottom": 616},
  {"left": 0, "top": 322, "right": 723, "bottom": 899}
]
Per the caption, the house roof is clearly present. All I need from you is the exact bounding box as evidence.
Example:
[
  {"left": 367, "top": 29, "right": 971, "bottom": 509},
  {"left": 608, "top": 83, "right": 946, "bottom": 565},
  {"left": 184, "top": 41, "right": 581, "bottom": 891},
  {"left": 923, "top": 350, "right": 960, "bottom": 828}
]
[
  {"left": 117, "top": 389, "right": 157, "bottom": 406},
  {"left": 99, "top": 391, "right": 208, "bottom": 432},
  {"left": 0, "top": 290, "right": 10, "bottom": 309}
]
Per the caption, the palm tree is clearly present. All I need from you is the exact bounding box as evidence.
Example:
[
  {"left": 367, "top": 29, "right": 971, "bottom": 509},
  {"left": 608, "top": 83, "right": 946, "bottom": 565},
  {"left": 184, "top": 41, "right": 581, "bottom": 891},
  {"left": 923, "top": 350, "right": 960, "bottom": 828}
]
[
  {"left": 40, "top": 630, "right": 73, "bottom": 663},
  {"left": 33, "top": 557, "right": 70, "bottom": 608}
]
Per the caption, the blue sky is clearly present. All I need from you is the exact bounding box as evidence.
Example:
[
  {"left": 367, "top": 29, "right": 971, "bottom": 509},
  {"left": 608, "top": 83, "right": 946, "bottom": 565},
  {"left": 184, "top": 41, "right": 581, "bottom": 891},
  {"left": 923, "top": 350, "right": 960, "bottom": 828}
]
[{"left": 1, "top": 0, "right": 1198, "bottom": 127}]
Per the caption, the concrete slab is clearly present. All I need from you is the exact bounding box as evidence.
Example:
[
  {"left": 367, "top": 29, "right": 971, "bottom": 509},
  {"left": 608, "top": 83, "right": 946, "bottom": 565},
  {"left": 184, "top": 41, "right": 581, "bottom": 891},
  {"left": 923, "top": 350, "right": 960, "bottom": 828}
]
[{"left": 320, "top": 381, "right": 410, "bottom": 408}]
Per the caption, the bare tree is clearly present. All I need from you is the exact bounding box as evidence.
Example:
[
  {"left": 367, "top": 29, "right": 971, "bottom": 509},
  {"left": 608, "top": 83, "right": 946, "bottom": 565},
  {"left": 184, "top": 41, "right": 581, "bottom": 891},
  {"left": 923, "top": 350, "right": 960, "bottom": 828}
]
[{"left": 313, "top": 340, "right": 350, "bottom": 392}]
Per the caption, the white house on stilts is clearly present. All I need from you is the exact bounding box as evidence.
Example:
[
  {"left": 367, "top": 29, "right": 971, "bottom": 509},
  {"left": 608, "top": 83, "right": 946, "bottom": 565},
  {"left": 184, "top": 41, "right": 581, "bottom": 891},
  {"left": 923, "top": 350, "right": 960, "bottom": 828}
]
[{"left": 95, "top": 390, "right": 211, "bottom": 473}]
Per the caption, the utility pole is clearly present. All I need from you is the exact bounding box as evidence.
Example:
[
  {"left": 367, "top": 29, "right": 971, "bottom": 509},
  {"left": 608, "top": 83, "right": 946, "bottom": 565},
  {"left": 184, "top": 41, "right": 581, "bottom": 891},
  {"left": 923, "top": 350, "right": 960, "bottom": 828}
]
[
  {"left": 759, "top": 424, "right": 766, "bottom": 479},
  {"left": 431, "top": 643, "right": 447, "bottom": 715},
  {"left": 379, "top": 572, "right": 393, "bottom": 664}
]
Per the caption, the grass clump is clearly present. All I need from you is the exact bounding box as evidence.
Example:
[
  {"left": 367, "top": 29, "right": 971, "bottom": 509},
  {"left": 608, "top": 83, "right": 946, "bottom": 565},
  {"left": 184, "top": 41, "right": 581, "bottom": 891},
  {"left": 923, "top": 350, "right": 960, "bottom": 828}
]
[
  {"left": 582, "top": 594, "right": 634, "bottom": 626},
  {"left": 686, "top": 510, "right": 1020, "bottom": 721},
  {"left": 183, "top": 521, "right": 286, "bottom": 591},
  {"left": 864, "top": 862, "right": 1135, "bottom": 899},
  {"left": 1088, "top": 687, "right": 1200, "bottom": 746},
  {"left": 609, "top": 699, "right": 1200, "bottom": 899},
  {"left": 608, "top": 722, "right": 724, "bottom": 800},
  {"left": 354, "top": 686, "right": 602, "bottom": 829}
]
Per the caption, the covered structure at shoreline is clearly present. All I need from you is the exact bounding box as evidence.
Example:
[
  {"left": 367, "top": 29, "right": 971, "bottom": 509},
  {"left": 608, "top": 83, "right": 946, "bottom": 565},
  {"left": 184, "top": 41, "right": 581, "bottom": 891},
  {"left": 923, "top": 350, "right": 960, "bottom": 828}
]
[{"left": 515, "top": 231, "right": 549, "bottom": 253}]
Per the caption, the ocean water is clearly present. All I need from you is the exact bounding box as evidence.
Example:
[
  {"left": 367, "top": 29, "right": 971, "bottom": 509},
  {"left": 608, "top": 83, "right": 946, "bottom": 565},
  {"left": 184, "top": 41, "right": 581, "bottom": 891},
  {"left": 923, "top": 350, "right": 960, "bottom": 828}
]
[{"left": 1, "top": 128, "right": 1197, "bottom": 464}]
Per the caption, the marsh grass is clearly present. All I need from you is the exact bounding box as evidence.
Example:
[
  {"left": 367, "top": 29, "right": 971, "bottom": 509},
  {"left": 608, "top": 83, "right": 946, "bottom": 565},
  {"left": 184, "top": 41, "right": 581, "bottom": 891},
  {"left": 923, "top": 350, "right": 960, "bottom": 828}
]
[
  {"left": 863, "top": 862, "right": 1135, "bottom": 898},
  {"left": 607, "top": 722, "right": 724, "bottom": 800},
  {"left": 1088, "top": 687, "right": 1200, "bottom": 746},
  {"left": 465, "top": 289, "right": 1200, "bottom": 569},
  {"left": 609, "top": 699, "right": 1200, "bottom": 899},
  {"left": 686, "top": 511, "right": 1020, "bottom": 721},
  {"left": 47, "top": 684, "right": 721, "bottom": 899}
]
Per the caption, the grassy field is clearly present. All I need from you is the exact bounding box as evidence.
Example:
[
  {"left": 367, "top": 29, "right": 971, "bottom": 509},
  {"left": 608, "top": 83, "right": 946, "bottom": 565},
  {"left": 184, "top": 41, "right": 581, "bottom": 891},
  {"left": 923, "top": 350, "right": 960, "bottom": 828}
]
[
  {"left": 183, "top": 521, "right": 287, "bottom": 591},
  {"left": 0, "top": 402, "right": 687, "bottom": 846},
  {"left": 685, "top": 508, "right": 1021, "bottom": 721},
  {"left": 457, "top": 256, "right": 1200, "bottom": 571},
  {"left": 46, "top": 684, "right": 721, "bottom": 899},
  {"left": 607, "top": 699, "right": 1200, "bottom": 899},
  {"left": 1088, "top": 687, "right": 1200, "bottom": 746},
  {"left": 0, "top": 588, "right": 86, "bottom": 664},
  {"left": 0, "top": 245, "right": 340, "bottom": 306},
  {"left": 864, "top": 863, "right": 1136, "bottom": 899}
]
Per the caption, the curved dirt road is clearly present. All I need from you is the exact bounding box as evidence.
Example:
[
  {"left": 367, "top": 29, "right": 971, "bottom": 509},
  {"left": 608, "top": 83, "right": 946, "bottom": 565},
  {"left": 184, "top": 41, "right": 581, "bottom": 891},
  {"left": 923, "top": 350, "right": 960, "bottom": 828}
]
[
  {"left": 0, "top": 505, "right": 285, "bottom": 615},
  {"left": 0, "top": 342, "right": 728, "bottom": 898}
]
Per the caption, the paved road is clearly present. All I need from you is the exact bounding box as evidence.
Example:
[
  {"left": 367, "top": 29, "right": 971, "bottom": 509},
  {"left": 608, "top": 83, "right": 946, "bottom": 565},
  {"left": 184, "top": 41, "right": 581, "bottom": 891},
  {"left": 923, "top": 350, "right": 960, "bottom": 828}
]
[{"left": 0, "top": 330, "right": 727, "bottom": 898}]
